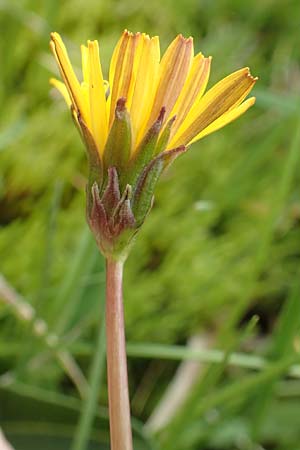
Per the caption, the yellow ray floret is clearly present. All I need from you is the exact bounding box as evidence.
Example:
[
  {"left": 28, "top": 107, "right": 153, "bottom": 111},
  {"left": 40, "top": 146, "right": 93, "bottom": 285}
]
[
  {"left": 130, "top": 35, "right": 160, "bottom": 146},
  {"left": 50, "top": 33, "right": 90, "bottom": 127},
  {"left": 88, "top": 40, "right": 107, "bottom": 152},
  {"left": 169, "top": 54, "right": 211, "bottom": 139},
  {"left": 81, "top": 44, "right": 90, "bottom": 84},
  {"left": 147, "top": 34, "right": 194, "bottom": 127},
  {"left": 50, "top": 31, "right": 257, "bottom": 158},
  {"left": 108, "top": 31, "right": 144, "bottom": 126},
  {"left": 189, "top": 96, "right": 256, "bottom": 143},
  {"left": 169, "top": 67, "right": 258, "bottom": 148}
]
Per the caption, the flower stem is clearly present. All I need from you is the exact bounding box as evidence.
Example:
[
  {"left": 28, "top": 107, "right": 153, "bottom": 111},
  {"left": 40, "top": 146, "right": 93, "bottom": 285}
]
[{"left": 106, "top": 258, "right": 133, "bottom": 450}]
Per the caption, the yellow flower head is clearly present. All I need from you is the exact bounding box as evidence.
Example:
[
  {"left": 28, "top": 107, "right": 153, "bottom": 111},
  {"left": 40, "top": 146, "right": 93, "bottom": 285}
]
[
  {"left": 50, "top": 30, "right": 257, "bottom": 156},
  {"left": 50, "top": 30, "right": 257, "bottom": 259}
]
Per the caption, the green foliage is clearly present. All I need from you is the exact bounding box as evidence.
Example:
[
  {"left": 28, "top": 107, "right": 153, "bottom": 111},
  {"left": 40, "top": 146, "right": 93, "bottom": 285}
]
[{"left": 0, "top": 0, "right": 300, "bottom": 449}]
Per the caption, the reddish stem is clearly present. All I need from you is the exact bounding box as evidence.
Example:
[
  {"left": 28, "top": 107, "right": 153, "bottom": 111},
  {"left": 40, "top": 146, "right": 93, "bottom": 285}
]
[{"left": 106, "top": 258, "right": 133, "bottom": 450}]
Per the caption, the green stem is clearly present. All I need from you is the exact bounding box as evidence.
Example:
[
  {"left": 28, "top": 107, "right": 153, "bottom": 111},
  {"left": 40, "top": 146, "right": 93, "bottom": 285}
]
[
  {"left": 71, "top": 302, "right": 106, "bottom": 450},
  {"left": 106, "top": 258, "right": 133, "bottom": 450}
]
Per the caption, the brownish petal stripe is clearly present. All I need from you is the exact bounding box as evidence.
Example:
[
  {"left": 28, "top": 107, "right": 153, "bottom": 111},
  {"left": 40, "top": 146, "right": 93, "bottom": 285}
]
[
  {"left": 170, "top": 55, "right": 211, "bottom": 138},
  {"left": 109, "top": 31, "right": 130, "bottom": 126},
  {"left": 147, "top": 35, "right": 193, "bottom": 127},
  {"left": 118, "top": 34, "right": 137, "bottom": 97},
  {"left": 171, "top": 68, "right": 257, "bottom": 146},
  {"left": 109, "top": 32, "right": 143, "bottom": 127}
]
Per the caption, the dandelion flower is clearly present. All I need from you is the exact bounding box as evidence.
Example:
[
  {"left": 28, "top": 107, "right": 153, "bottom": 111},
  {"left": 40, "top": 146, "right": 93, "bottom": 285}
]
[
  {"left": 50, "top": 30, "right": 257, "bottom": 258},
  {"left": 50, "top": 31, "right": 258, "bottom": 450}
]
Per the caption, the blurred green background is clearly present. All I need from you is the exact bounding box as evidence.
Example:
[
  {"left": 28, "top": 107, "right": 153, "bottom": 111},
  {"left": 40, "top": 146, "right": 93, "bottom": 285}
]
[{"left": 0, "top": 0, "right": 300, "bottom": 449}]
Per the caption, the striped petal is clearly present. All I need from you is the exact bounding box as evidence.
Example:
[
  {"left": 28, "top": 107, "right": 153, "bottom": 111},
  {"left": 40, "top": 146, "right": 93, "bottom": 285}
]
[
  {"left": 188, "top": 97, "right": 256, "bottom": 144},
  {"left": 147, "top": 35, "right": 194, "bottom": 127},
  {"left": 108, "top": 31, "right": 130, "bottom": 125},
  {"left": 169, "top": 67, "right": 257, "bottom": 147},
  {"left": 88, "top": 40, "right": 107, "bottom": 154},
  {"left": 109, "top": 31, "right": 127, "bottom": 93},
  {"left": 50, "top": 32, "right": 89, "bottom": 126},
  {"left": 130, "top": 35, "right": 160, "bottom": 147},
  {"left": 81, "top": 44, "right": 89, "bottom": 84},
  {"left": 108, "top": 31, "right": 144, "bottom": 127},
  {"left": 168, "top": 54, "right": 211, "bottom": 138},
  {"left": 50, "top": 31, "right": 257, "bottom": 161},
  {"left": 125, "top": 34, "right": 146, "bottom": 110}
]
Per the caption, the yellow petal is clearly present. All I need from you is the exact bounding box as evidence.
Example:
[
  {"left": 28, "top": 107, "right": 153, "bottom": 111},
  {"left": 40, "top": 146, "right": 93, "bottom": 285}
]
[
  {"left": 109, "top": 31, "right": 127, "bottom": 93},
  {"left": 50, "top": 78, "right": 72, "bottom": 107},
  {"left": 126, "top": 33, "right": 146, "bottom": 110},
  {"left": 108, "top": 31, "right": 144, "bottom": 127},
  {"left": 130, "top": 35, "right": 160, "bottom": 147},
  {"left": 50, "top": 32, "right": 89, "bottom": 125},
  {"left": 170, "top": 67, "right": 257, "bottom": 147},
  {"left": 187, "top": 97, "right": 256, "bottom": 145},
  {"left": 168, "top": 54, "right": 211, "bottom": 138},
  {"left": 108, "top": 30, "right": 131, "bottom": 125},
  {"left": 88, "top": 40, "right": 108, "bottom": 154},
  {"left": 81, "top": 44, "right": 89, "bottom": 84},
  {"left": 80, "top": 81, "right": 90, "bottom": 115},
  {"left": 147, "top": 35, "right": 194, "bottom": 127}
]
